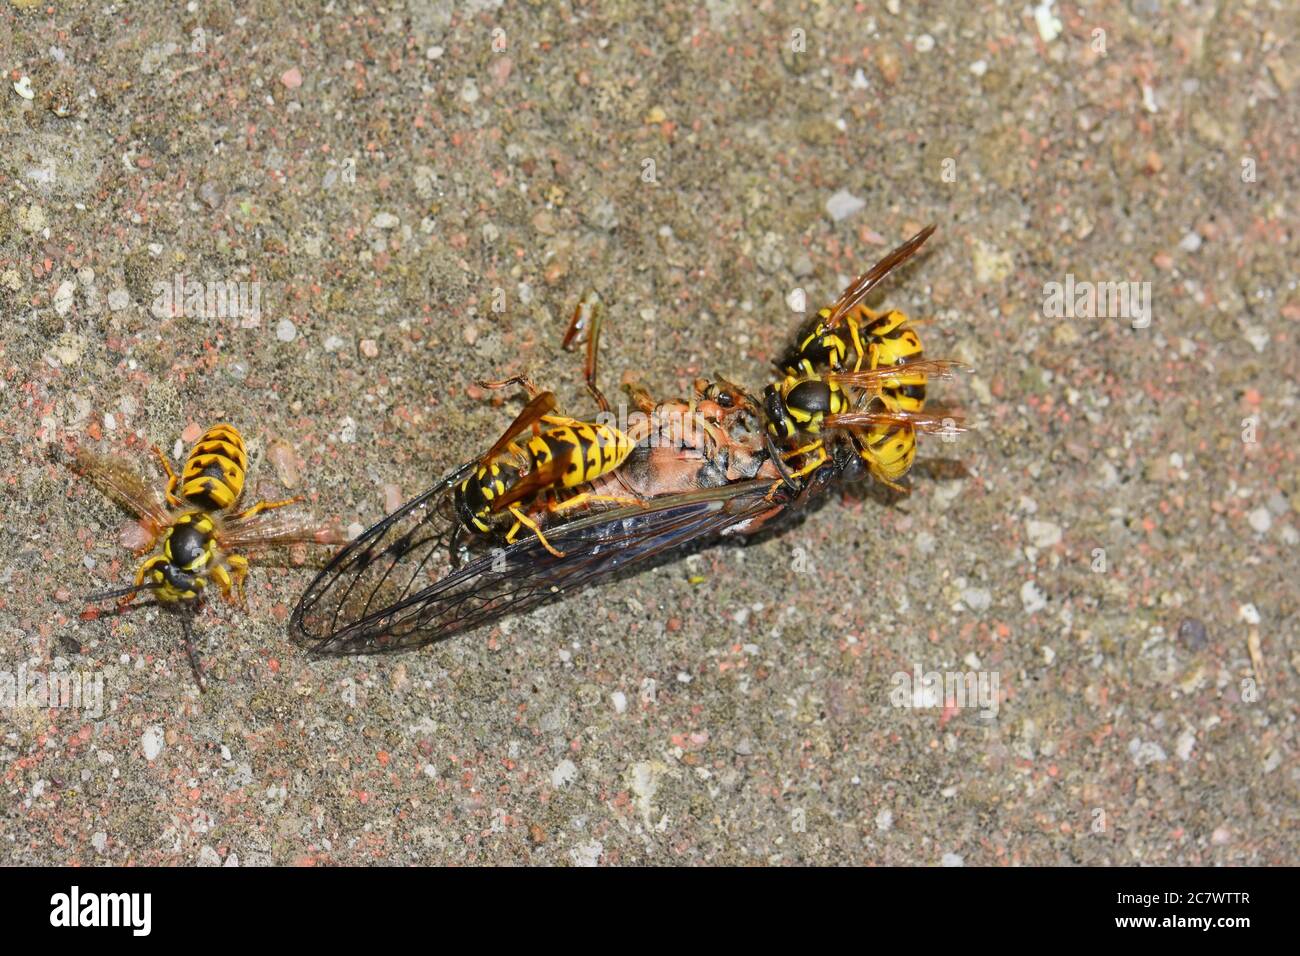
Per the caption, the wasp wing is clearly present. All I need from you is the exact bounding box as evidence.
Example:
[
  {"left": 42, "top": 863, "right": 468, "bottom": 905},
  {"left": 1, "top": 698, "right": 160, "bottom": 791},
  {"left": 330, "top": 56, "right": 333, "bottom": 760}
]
[
  {"left": 827, "top": 359, "right": 968, "bottom": 390},
  {"left": 70, "top": 445, "right": 172, "bottom": 532},
  {"left": 491, "top": 448, "right": 573, "bottom": 512},
  {"left": 482, "top": 391, "right": 557, "bottom": 462},
  {"left": 218, "top": 508, "right": 345, "bottom": 551},
  {"left": 825, "top": 224, "right": 936, "bottom": 328},
  {"left": 297, "top": 477, "right": 794, "bottom": 656},
  {"left": 823, "top": 407, "right": 967, "bottom": 434}
]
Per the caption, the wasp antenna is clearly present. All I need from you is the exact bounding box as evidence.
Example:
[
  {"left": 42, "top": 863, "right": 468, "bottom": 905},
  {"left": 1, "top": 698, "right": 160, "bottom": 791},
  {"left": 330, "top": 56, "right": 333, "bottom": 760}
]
[{"left": 84, "top": 580, "right": 164, "bottom": 603}]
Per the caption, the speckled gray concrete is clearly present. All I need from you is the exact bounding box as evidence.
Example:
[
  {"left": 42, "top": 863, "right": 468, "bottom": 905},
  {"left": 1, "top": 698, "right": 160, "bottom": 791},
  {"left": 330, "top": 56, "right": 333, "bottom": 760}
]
[{"left": 1, "top": 1, "right": 1295, "bottom": 865}]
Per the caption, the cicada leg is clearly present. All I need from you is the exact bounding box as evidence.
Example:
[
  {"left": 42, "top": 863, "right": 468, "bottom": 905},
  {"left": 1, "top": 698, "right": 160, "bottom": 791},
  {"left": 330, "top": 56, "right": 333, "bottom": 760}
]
[
  {"left": 562, "top": 289, "right": 610, "bottom": 413},
  {"left": 621, "top": 377, "right": 659, "bottom": 416},
  {"left": 478, "top": 375, "right": 542, "bottom": 399}
]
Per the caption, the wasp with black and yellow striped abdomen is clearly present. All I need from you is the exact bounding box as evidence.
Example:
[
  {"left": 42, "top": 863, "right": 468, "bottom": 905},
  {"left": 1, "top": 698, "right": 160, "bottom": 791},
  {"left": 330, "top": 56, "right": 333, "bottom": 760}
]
[
  {"left": 771, "top": 225, "right": 968, "bottom": 489},
  {"left": 761, "top": 359, "right": 966, "bottom": 487},
  {"left": 447, "top": 286, "right": 645, "bottom": 557},
  {"left": 70, "top": 424, "right": 341, "bottom": 687},
  {"left": 779, "top": 224, "right": 937, "bottom": 378},
  {"left": 450, "top": 379, "right": 640, "bottom": 558}
]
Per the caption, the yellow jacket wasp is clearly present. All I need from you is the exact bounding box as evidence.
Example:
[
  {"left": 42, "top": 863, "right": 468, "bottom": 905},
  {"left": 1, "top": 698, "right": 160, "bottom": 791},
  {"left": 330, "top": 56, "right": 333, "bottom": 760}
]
[
  {"left": 768, "top": 225, "right": 969, "bottom": 489},
  {"left": 71, "top": 423, "right": 340, "bottom": 687}
]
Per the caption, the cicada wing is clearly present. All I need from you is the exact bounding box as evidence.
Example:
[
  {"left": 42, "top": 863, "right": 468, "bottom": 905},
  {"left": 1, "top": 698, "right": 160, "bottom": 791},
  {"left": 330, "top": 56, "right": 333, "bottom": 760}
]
[
  {"left": 305, "top": 479, "right": 795, "bottom": 656},
  {"left": 289, "top": 461, "right": 479, "bottom": 644}
]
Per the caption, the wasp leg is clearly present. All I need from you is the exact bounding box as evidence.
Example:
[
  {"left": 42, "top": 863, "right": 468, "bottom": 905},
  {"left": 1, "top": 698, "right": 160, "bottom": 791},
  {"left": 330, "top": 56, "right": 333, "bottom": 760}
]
[
  {"left": 866, "top": 466, "right": 911, "bottom": 495},
  {"left": 479, "top": 376, "right": 556, "bottom": 435},
  {"left": 229, "top": 495, "right": 303, "bottom": 521},
  {"left": 767, "top": 445, "right": 827, "bottom": 498},
  {"left": 504, "top": 505, "right": 564, "bottom": 558},
  {"left": 782, "top": 439, "right": 824, "bottom": 462},
  {"left": 153, "top": 445, "right": 183, "bottom": 507},
  {"left": 226, "top": 554, "right": 250, "bottom": 606},
  {"left": 181, "top": 614, "right": 206, "bottom": 693},
  {"left": 848, "top": 321, "right": 867, "bottom": 373},
  {"left": 786, "top": 457, "right": 826, "bottom": 480},
  {"left": 210, "top": 562, "right": 234, "bottom": 601},
  {"left": 550, "top": 491, "right": 645, "bottom": 514},
  {"left": 768, "top": 443, "right": 825, "bottom": 497},
  {"left": 843, "top": 305, "right": 887, "bottom": 373},
  {"left": 781, "top": 441, "right": 828, "bottom": 480}
]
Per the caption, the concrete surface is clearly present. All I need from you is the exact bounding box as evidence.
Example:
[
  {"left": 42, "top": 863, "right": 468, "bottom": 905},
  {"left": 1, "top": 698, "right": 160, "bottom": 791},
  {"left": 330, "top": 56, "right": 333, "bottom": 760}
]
[{"left": 0, "top": 0, "right": 1295, "bottom": 865}]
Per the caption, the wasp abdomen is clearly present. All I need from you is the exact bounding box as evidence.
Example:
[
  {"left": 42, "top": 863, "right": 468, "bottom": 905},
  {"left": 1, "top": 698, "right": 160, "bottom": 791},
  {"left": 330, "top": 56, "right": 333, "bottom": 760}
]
[
  {"left": 180, "top": 424, "right": 247, "bottom": 510},
  {"left": 534, "top": 423, "right": 632, "bottom": 489}
]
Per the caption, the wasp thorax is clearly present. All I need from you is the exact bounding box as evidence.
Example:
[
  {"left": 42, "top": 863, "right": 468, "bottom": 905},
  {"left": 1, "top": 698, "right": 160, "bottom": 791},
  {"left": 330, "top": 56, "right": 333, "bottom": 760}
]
[
  {"left": 168, "top": 519, "right": 210, "bottom": 569},
  {"left": 785, "top": 379, "right": 835, "bottom": 416}
]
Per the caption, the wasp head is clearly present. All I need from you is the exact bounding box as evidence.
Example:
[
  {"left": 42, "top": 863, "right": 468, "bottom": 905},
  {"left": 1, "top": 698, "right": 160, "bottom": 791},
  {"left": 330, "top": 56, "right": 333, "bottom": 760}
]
[
  {"left": 456, "top": 462, "right": 524, "bottom": 534},
  {"left": 763, "top": 383, "right": 794, "bottom": 440},
  {"left": 135, "top": 512, "right": 218, "bottom": 602}
]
